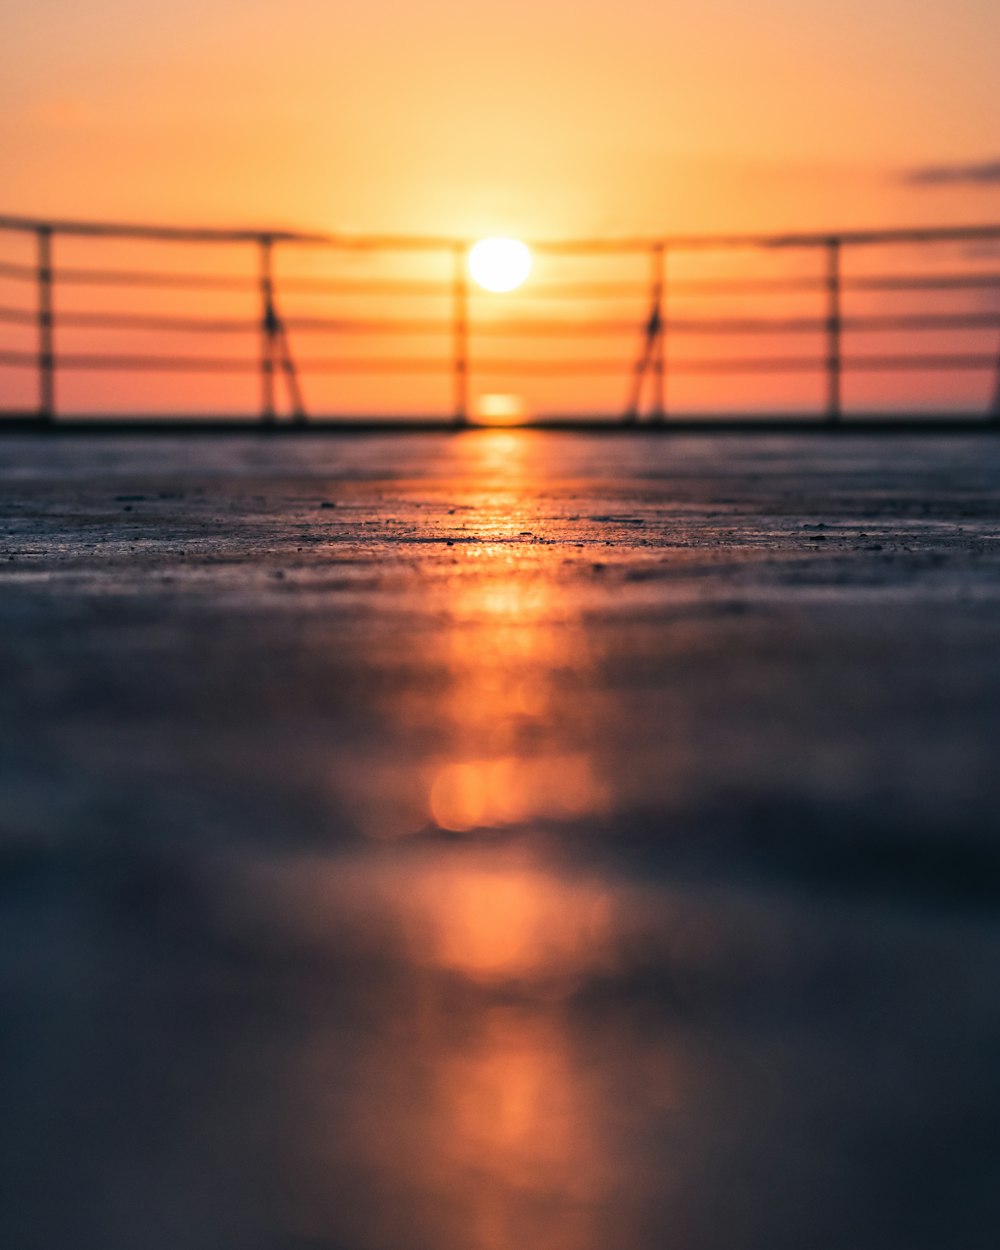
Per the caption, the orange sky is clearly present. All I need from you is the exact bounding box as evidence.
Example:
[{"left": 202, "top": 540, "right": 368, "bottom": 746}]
[
  {"left": 3, "top": 0, "right": 1000, "bottom": 419},
  {"left": 3, "top": 0, "right": 1000, "bottom": 237}
]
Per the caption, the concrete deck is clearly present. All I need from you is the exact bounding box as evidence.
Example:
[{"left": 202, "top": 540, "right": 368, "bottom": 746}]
[{"left": 1, "top": 431, "right": 998, "bottom": 1250}]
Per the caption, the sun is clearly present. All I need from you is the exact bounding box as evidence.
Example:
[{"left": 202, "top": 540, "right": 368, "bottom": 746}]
[{"left": 468, "top": 237, "right": 532, "bottom": 293}]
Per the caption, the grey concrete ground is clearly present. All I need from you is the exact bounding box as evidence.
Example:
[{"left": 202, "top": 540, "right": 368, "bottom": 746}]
[{"left": 1, "top": 430, "right": 998, "bottom": 1250}]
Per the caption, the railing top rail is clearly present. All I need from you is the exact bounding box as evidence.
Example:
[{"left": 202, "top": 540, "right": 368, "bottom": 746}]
[
  {"left": 0, "top": 215, "right": 455, "bottom": 250},
  {"left": 536, "top": 225, "right": 1000, "bottom": 252},
  {"left": 4, "top": 212, "right": 1000, "bottom": 252}
]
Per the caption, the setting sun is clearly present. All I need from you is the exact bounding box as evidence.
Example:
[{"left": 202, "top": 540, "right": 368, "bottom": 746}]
[{"left": 468, "top": 237, "right": 532, "bottom": 293}]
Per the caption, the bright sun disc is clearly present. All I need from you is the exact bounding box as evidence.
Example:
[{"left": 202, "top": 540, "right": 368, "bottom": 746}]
[{"left": 469, "top": 237, "right": 532, "bottom": 292}]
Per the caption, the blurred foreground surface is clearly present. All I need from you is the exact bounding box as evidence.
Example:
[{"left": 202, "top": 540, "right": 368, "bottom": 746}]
[{"left": 1, "top": 431, "right": 998, "bottom": 1250}]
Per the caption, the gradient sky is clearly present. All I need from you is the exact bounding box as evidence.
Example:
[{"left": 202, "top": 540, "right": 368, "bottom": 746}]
[
  {"left": 4, "top": 0, "right": 1000, "bottom": 237},
  {"left": 4, "top": 0, "right": 1000, "bottom": 419}
]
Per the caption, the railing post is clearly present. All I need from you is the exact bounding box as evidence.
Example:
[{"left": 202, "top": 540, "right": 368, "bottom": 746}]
[
  {"left": 258, "top": 234, "right": 275, "bottom": 424},
  {"left": 36, "top": 226, "right": 55, "bottom": 421},
  {"left": 623, "top": 242, "right": 666, "bottom": 423},
  {"left": 652, "top": 243, "right": 667, "bottom": 422},
  {"left": 825, "top": 236, "right": 843, "bottom": 423},
  {"left": 452, "top": 242, "right": 469, "bottom": 425}
]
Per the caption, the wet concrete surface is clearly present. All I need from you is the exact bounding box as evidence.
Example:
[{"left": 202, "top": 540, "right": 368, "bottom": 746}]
[{"left": 0, "top": 430, "right": 998, "bottom": 1250}]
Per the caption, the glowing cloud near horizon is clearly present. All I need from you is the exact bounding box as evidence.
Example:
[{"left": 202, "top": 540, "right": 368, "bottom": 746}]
[{"left": 469, "top": 237, "right": 532, "bottom": 292}]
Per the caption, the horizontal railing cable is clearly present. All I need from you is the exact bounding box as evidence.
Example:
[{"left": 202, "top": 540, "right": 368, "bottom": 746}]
[
  {"left": 3, "top": 349, "right": 997, "bottom": 376},
  {"left": 6, "top": 261, "right": 1000, "bottom": 299},
  {"left": 4, "top": 307, "right": 996, "bottom": 337},
  {"left": 0, "top": 260, "right": 36, "bottom": 282}
]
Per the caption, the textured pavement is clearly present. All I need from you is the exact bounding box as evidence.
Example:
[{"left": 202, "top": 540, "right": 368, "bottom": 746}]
[{"left": 1, "top": 430, "right": 998, "bottom": 1250}]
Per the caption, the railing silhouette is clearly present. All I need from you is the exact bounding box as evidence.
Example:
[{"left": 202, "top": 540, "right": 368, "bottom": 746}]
[{"left": 2, "top": 212, "right": 1000, "bottom": 424}]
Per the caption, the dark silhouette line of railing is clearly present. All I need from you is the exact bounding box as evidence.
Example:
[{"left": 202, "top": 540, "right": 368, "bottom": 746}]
[{"left": 3, "top": 212, "right": 1000, "bottom": 424}]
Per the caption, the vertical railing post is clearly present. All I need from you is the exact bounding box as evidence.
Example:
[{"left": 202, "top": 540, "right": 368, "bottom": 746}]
[
  {"left": 652, "top": 243, "right": 667, "bottom": 423},
  {"left": 824, "top": 236, "right": 843, "bottom": 424},
  {"left": 36, "top": 226, "right": 55, "bottom": 422},
  {"left": 258, "top": 234, "right": 275, "bottom": 424},
  {"left": 623, "top": 243, "right": 666, "bottom": 423},
  {"left": 452, "top": 242, "right": 469, "bottom": 425}
]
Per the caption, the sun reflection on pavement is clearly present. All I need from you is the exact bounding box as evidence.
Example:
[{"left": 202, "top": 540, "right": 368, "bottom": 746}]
[{"left": 273, "top": 433, "right": 639, "bottom": 1249}]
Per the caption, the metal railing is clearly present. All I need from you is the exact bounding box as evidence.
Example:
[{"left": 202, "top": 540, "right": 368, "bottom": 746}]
[{"left": 2, "top": 212, "right": 1000, "bottom": 425}]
